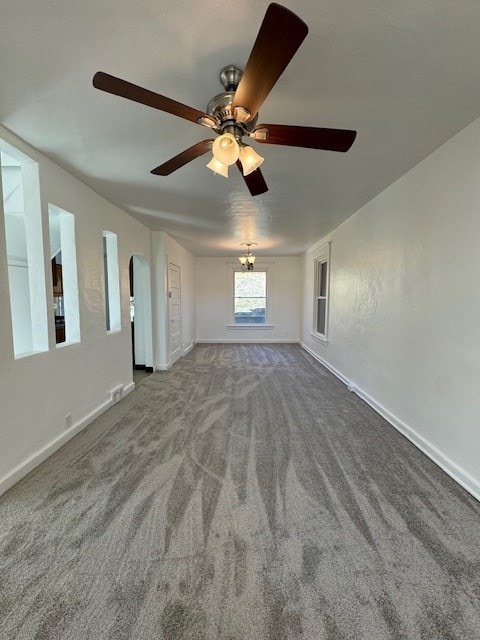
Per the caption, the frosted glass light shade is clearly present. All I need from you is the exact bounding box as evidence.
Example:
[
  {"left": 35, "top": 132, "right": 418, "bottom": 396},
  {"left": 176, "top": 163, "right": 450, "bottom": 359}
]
[
  {"left": 239, "top": 252, "right": 255, "bottom": 269},
  {"left": 239, "top": 145, "right": 264, "bottom": 176},
  {"left": 206, "top": 157, "right": 229, "bottom": 177},
  {"left": 212, "top": 133, "right": 239, "bottom": 166}
]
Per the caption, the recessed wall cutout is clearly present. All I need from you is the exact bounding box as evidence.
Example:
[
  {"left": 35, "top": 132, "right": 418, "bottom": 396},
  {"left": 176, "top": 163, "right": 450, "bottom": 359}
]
[
  {"left": 0, "top": 140, "right": 48, "bottom": 358},
  {"left": 103, "top": 231, "right": 121, "bottom": 332},
  {"left": 48, "top": 205, "right": 80, "bottom": 346}
]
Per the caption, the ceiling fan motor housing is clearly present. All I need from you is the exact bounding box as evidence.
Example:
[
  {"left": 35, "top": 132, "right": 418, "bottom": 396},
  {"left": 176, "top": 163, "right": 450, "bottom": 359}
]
[{"left": 207, "top": 66, "right": 258, "bottom": 135}]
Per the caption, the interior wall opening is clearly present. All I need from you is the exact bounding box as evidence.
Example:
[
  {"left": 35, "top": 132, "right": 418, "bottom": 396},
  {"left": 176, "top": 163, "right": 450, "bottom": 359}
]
[
  {"left": 0, "top": 140, "right": 48, "bottom": 358},
  {"left": 129, "top": 254, "right": 153, "bottom": 384},
  {"left": 103, "top": 230, "right": 121, "bottom": 332},
  {"left": 48, "top": 204, "right": 80, "bottom": 345}
]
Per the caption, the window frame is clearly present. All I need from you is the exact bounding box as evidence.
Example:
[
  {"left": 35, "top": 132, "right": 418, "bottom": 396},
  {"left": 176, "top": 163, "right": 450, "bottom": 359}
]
[
  {"left": 311, "top": 242, "right": 331, "bottom": 343},
  {"left": 226, "top": 262, "right": 274, "bottom": 328}
]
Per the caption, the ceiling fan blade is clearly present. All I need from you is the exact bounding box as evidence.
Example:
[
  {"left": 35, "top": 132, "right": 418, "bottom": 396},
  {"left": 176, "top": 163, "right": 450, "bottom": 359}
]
[
  {"left": 151, "top": 140, "right": 214, "bottom": 175},
  {"left": 93, "top": 72, "right": 216, "bottom": 127},
  {"left": 236, "top": 161, "right": 268, "bottom": 196},
  {"left": 252, "top": 124, "right": 357, "bottom": 152},
  {"left": 232, "top": 3, "right": 308, "bottom": 120}
]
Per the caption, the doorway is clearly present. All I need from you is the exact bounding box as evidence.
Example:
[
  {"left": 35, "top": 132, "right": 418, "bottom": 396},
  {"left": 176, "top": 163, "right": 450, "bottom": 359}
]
[
  {"left": 129, "top": 255, "right": 153, "bottom": 384},
  {"left": 168, "top": 261, "right": 182, "bottom": 365}
]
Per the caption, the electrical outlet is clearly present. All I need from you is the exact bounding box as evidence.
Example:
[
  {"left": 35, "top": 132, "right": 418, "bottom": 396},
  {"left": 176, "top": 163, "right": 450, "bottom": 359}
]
[{"left": 65, "top": 413, "right": 72, "bottom": 429}]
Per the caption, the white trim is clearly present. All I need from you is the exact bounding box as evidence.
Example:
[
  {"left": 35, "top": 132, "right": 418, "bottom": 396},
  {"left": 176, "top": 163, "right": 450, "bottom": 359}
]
[
  {"left": 307, "top": 234, "right": 333, "bottom": 257},
  {"left": 310, "top": 331, "right": 329, "bottom": 344},
  {"left": 154, "top": 362, "right": 172, "bottom": 371},
  {"left": 167, "top": 258, "right": 182, "bottom": 366},
  {"left": 226, "top": 324, "right": 274, "bottom": 329},
  {"left": 311, "top": 242, "right": 330, "bottom": 262},
  {"left": 196, "top": 338, "right": 298, "bottom": 344},
  {"left": 227, "top": 262, "right": 274, "bottom": 326},
  {"left": 301, "top": 343, "right": 351, "bottom": 385},
  {"left": 182, "top": 341, "right": 195, "bottom": 356},
  {"left": 301, "top": 343, "right": 480, "bottom": 503},
  {"left": 123, "top": 382, "right": 135, "bottom": 395},
  {"left": 0, "top": 383, "right": 135, "bottom": 497},
  {"left": 312, "top": 242, "right": 331, "bottom": 340}
]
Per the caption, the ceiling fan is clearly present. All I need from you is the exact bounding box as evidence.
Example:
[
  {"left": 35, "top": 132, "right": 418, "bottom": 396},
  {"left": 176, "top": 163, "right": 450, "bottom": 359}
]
[{"left": 93, "top": 3, "right": 356, "bottom": 197}]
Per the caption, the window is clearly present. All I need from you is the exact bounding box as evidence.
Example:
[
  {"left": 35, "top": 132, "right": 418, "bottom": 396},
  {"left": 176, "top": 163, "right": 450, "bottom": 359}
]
[
  {"left": 103, "top": 231, "right": 121, "bottom": 331},
  {"left": 48, "top": 205, "right": 80, "bottom": 345},
  {"left": 313, "top": 243, "right": 330, "bottom": 341},
  {"left": 1, "top": 140, "right": 48, "bottom": 358},
  {"left": 234, "top": 271, "right": 267, "bottom": 324},
  {"left": 227, "top": 263, "right": 274, "bottom": 327}
]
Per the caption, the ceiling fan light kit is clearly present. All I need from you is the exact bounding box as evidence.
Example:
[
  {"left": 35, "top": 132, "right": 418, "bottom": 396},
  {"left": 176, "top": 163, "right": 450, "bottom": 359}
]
[
  {"left": 239, "top": 243, "right": 257, "bottom": 271},
  {"left": 212, "top": 132, "right": 239, "bottom": 166},
  {"left": 206, "top": 156, "right": 229, "bottom": 178},
  {"left": 93, "top": 3, "right": 357, "bottom": 197},
  {"left": 238, "top": 145, "right": 264, "bottom": 176}
]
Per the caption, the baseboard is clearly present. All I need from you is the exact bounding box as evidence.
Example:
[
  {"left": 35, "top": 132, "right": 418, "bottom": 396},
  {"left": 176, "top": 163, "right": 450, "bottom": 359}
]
[
  {"left": 301, "top": 343, "right": 480, "bottom": 503},
  {"left": 182, "top": 341, "right": 195, "bottom": 356},
  {"left": 196, "top": 338, "right": 299, "bottom": 344},
  {"left": 124, "top": 382, "right": 135, "bottom": 395},
  {"left": 301, "top": 343, "right": 350, "bottom": 385},
  {"left": 154, "top": 363, "right": 171, "bottom": 371},
  {"left": 0, "top": 383, "right": 135, "bottom": 497}
]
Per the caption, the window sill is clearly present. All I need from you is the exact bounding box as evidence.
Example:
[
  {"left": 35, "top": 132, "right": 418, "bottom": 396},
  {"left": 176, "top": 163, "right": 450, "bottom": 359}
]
[
  {"left": 14, "top": 349, "right": 48, "bottom": 360},
  {"left": 227, "top": 324, "right": 275, "bottom": 329},
  {"left": 107, "top": 329, "right": 122, "bottom": 335},
  {"left": 56, "top": 340, "right": 80, "bottom": 349},
  {"left": 311, "top": 332, "right": 328, "bottom": 344}
]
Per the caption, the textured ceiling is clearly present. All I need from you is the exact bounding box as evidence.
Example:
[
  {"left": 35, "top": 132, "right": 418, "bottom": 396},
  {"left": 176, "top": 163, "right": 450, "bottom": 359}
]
[{"left": 1, "top": 0, "right": 480, "bottom": 256}]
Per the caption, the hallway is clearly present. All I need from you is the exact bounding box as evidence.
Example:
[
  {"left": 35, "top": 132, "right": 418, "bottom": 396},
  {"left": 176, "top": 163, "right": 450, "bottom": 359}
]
[{"left": 1, "top": 345, "right": 479, "bottom": 639}]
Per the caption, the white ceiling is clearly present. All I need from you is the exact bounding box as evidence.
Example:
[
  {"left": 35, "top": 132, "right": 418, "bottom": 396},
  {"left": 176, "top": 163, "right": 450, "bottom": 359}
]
[{"left": 1, "top": 0, "right": 480, "bottom": 256}]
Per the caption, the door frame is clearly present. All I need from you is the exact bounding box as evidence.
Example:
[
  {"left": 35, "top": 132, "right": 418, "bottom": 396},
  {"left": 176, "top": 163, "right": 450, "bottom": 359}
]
[{"left": 167, "top": 260, "right": 182, "bottom": 366}]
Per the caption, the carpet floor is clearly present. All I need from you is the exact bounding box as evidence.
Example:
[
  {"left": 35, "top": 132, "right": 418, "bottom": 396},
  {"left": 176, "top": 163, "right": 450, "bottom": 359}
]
[{"left": 1, "top": 344, "right": 479, "bottom": 639}]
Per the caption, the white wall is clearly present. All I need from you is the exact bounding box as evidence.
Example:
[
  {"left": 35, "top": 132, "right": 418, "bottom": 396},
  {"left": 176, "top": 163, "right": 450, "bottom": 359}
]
[
  {"left": 0, "top": 125, "right": 152, "bottom": 494},
  {"left": 196, "top": 256, "right": 301, "bottom": 343},
  {"left": 152, "top": 231, "right": 196, "bottom": 369},
  {"left": 301, "top": 116, "right": 480, "bottom": 501}
]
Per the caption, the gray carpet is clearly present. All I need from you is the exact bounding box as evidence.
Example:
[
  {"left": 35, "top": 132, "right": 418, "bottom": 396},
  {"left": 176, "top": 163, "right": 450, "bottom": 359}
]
[{"left": 1, "top": 344, "right": 479, "bottom": 639}]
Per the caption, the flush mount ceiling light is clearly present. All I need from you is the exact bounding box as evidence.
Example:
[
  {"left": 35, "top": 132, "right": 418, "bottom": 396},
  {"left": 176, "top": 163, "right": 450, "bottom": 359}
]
[
  {"left": 239, "top": 243, "right": 257, "bottom": 271},
  {"left": 93, "top": 3, "right": 357, "bottom": 197}
]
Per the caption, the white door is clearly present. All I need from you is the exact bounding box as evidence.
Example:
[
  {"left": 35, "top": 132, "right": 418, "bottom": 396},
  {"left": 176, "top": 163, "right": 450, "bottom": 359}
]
[{"left": 168, "top": 262, "right": 181, "bottom": 365}]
